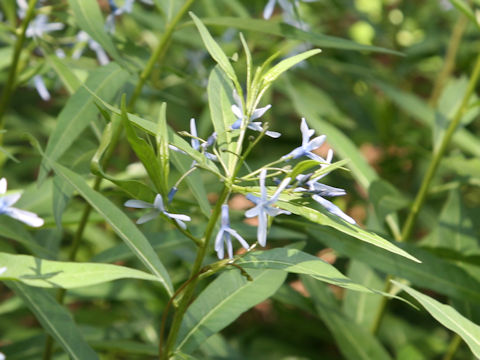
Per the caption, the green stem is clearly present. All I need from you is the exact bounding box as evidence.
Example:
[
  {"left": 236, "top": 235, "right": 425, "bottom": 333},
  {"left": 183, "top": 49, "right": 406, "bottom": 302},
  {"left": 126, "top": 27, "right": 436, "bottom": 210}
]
[
  {"left": 442, "top": 333, "right": 462, "bottom": 360},
  {"left": 370, "top": 54, "right": 480, "bottom": 336},
  {"left": 161, "top": 186, "right": 230, "bottom": 359},
  {"left": 401, "top": 53, "right": 480, "bottom": 243},
  {"left": 0, "top": 0, "right": 38, "bottom": 146},
  {"left": 128, "top": 0, "right": 196, "bottom": 109},
  {"left": 428, "top": 14, "right": 468, "bottom": 107}
]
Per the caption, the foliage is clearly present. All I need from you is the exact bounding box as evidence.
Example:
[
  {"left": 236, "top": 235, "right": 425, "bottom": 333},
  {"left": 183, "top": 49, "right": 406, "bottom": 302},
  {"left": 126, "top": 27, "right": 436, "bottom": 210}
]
[{"left": 1, "top": 0, "right": 480, "bottom": 359}]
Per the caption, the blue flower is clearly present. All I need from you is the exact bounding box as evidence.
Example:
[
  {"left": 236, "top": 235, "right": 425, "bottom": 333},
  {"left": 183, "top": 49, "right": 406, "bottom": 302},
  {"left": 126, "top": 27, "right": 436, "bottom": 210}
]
[
  {"left": 230, "top": 91, "right": 281, "bottom": 138},
  {"left": 245, "top": 170, "right": 291, "bottom": 246},
  {"left": 0, "top": 178, "right": 44, "bottom": 227},
  {"left": 124, "top": 194, "right": 191, "bottom": 229},
  {"left": 25, "top": 14, "right": 64, "bottom": 38},
  {"left": 73, "top": 31, "right": 110, "bottom": 66},
  {"left": 214, "top": 204, "right": 250, "bottom": 259},
  {"left": 312, "top": 195, "right": 356, "bottom": 224},
  {"left": 32, "top": 75, "right": 50, "bottom": 101},
  {"left": 294, "top": 149, "right": 356, "bottom": 224},
  {"left": 282, "top": 118, "right": 327, "bottom": 162},
  {"left": 189, "top": 118, "right": 217, "bottom": 161}
]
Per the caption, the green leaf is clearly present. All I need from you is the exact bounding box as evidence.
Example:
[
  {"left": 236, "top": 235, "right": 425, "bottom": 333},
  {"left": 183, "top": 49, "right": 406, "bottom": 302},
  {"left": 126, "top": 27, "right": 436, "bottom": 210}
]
[
  {"left": 156, "top": 103, "right": 170, "bottom": 197},
  {"left": 262, "top": 49, "right": 321, "bottom": 84},
  {"left": 176, "top": 269, "right": 286, "bottom": 353},
  {"left": 0, "top": 252, "right": 160, "bottom": 288},
  {"left": 67, "top": 0, "right": 123, "bottom": 63},
  {"left": 303, "top": 276, "right": 392, "bottom": 360},
  {"left": 369, "top": 179, "right": 410, "bottom": 222},
  {"left": 190, "top": 13, "right": 237, "bottom": 82},
  {"left": 39, "top": 62, "right": 129, "bottom": 183},
  {"left": 237, "top": 248, "right": 378, "bottom": 293},
  {"left": 342, "top": 261, "right": 384, "bottom": 330},
  {"left": 449, "top": 0, "right": 480, "bottom": 29},
  {"left": 375, "top": 81, "right": 480, "bottom": 157},
  {"left": 201, "top": 17, "right": 403, "bottom": 55},
  {"left": 47, "top": 161, "right": 174, "bottom": 296},
  {"left": 420, "top": 188, "right": 479, "bottom": 254},
  {"left": 47, "top": 55, "right": 82, "bottom": 94},
  {"left": 91, "top": 116, "right": 157, "bottom": 202},
  {"left": 393, "top": 281, "right": 480, "bottom": 358},
  {"left": 276, "top": 198, "right": 419, "bottom": 263},
  {"left": 207, "top": 66, "right": 236, "bottom": 168},
  {"left": 121, "top": 97, "right": 165, "bottom": 195},
  {"left": 0, "top": 217, "right": 53, "bottom": 258},
  {"left": 293, "top": 219, "right": 480, "bottom": 304},
  {"left": 6, "top": 282, "right": 99, "bottom": 360}
]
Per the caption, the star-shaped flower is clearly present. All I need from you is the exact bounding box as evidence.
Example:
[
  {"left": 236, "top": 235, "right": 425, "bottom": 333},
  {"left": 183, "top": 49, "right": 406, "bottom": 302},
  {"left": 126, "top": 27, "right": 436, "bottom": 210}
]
[
  {"left": 0, "top": 178, "right": 44, "bottom": 227},
  {"left": 214, "top": 204, "right": 250, "bottom": 259},
  {"left": 282, "top": 118, "right": 327, "bottom": 162},
  {"left": 230, "top": 91, "right": 281, "bottom": 138},
  {"left": 124, "top": 194, "right": 191, "bottom": 229},
  {"left": 245, "top": 170, "right": 291, "bottom": 246}
]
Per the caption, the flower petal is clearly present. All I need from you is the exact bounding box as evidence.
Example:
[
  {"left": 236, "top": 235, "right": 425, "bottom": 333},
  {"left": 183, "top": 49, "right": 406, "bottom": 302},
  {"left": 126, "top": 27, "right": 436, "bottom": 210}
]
[
  {"left": 190, "top": 118, "right": 200, "bottom": 150},
  {"left": 214, "top": 229, "right": 225, "bottom": 259},
  {"left": 245, "top": 205, "right": 260, "bottom": 218},
  {"left": 124, "top": 199, "right": 154, "bottom": 208},
  {"left": 136, "top": 211, "right": 159, "bottom": 224},
  {"left": 6, "top": 208, "right": 44, "bottom": 227},
  {"left": 153, "top": 194, "right": 165, "bottom": 211},
  {"left": 265, "top": 130, "right": 281, "bottom": 138},
  {"left": 263, "top": 0, "right": 277, "bottom": 19},
  {"left": 225, "top": 228, "right": 250, "bottom": 250},
  {"left": 312, "top": 195, "right": 356, "bottom": 224},
  {"left": 250, "top": 104, "right": 271, "bottom": 120},
  {"left": 0, "top": 193, "right": 21, "bottom": 208},
  {"left": 231, "top": 104, "right": 243, "bottom": 121},
  {"left": 257, "top": 211, "right": 268, "bottom": 247},
  {"left": 0, "top": 178, "right": 6, "bottom": 194}
]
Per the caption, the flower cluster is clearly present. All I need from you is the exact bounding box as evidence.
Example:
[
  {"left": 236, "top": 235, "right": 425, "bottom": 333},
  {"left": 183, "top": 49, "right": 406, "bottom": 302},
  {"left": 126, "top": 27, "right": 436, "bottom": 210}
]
[
  {"left": 0, "top": 178, "right": 44, "bottom": 227},
  {"left": 124, "top": 109, "right": 354, "bottom": 260}
]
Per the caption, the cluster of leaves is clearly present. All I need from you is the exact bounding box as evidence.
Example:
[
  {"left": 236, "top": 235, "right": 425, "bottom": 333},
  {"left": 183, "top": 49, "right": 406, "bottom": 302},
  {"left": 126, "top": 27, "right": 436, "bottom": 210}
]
[{"left": 1, "top": 0, "right": 480, "bottom": 359}]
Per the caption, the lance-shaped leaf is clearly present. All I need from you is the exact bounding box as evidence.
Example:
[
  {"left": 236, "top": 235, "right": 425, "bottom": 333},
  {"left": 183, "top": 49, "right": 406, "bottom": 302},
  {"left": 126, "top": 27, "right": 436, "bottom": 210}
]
[
  {"left": 261, "top": 49, "right": 321, "bottom": 85},
  {"left": 0, "top": 252, "right": 160, "bottom": 288},
  {"left": 236, "top": 248, "right": 379, "bottom": 293},
  {"left": 393, "top": 281, "right": 480, "bottom": 358},
  {"left": 120, "top": 97, "right": 165, "bottom": 195},
  {"left": 303, "top": 276, "right": 392, "bottom": 360},
  {"left": 47, "top": 160, "right": 173, "bottom": 296},
  {"left": 190, "top": 12, "right": 237, "bottom": 82},
  {"left": 67, "top": 0, "right": 123, "bottom": 63},
  {"left": 39, "top": 62, "right": 129, "bottom": 183},
  {"left": 6, "top": 282, "right": 99, "bottom": 360},
  {"left": 156, "top": 103, "right": 170, "bottom": 197},
  {"left": 176, "top": 269, "right": 286, "bottom": 353}
]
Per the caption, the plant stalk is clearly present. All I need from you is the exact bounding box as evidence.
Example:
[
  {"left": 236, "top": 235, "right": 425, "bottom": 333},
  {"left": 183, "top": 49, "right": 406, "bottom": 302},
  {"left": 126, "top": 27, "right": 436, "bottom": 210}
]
[
  {"left": 0, "top": 0, "right": 38, "bottom": 147},
  {"left": 370, "top": 53, "right": 480, "bottom": 336}
]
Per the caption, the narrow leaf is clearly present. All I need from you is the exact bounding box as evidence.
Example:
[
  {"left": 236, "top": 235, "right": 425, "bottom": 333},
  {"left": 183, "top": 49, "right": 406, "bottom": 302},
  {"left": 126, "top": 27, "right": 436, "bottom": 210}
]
[
  {"left": 262, "top": 49, "right": 321, "bottom": 84},
  {"left": 48, "top": 161, "right": 174, "bottom": 296},
  {"left": 0, "top": 252, "right": 160, "bottom": 288},
  {"left": 393, "top": 281, "right": 480, "bottom": 358},
  {"left": 6, "top": 282, "right": 99, "bottom": 360},
  {"left": 190, "top": 13, "right": 237, "bottom": 82},
  {"left": 176, "top": 269, "right": 286, "bottom": 353}
]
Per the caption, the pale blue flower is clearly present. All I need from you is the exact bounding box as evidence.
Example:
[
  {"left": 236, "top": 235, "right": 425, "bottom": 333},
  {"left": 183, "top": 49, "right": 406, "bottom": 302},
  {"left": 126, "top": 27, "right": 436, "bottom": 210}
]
[
  {"left": 26, "top": 14, "right": 64, "bottom": 38},
  {"left": 0, "top": 178, "right": 44, "bottom": 227},
  {"left": 263, "top": 0, "right": 316, "bottom": 29},
  {"left": 106, "top": 0, "right": 154, "bottom": 33},
  {"left": 282, "top": 118, "right": 327, "bottom": 162},
  {"left": 124, "top": 194, "right": 191, "bottom": 229},
  {"left": 73, "top": 31, "right": 110, "bottom": 66},
  {"left": 294, "top": 149, "right": 355, "bottom": 224},
  {"left": 170, "top": 119, "right": 217, "bottom": 162},
  {"left": 312, "top": 194, "right": 355, "bottom": 224},
  {"left": 33, "top": 75, "right": 50, "bottom": 101},
  {"left": 231, "top": 91, "right": 281, "bottom": 138},
  {"left": 215, "top": 204, "right": 250, "bottom": 259},
  {"left": 245, "top": 170, "right": 291, "bottom": 246}
]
